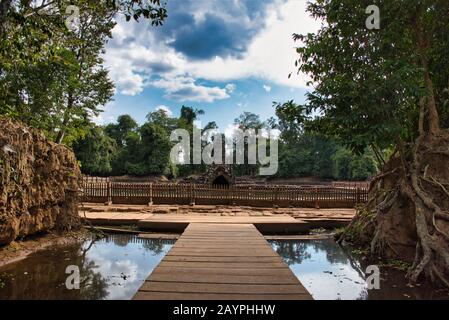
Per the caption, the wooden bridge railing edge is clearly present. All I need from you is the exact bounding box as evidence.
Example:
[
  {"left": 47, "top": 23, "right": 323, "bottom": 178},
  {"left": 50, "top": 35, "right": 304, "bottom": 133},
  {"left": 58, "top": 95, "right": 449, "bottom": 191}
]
[{"left": 79, "top": 177, "right": 368, "bottom": 208}]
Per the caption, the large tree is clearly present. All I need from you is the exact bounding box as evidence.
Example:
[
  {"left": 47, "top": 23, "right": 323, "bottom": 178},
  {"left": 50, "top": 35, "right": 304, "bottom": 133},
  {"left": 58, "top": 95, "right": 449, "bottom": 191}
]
[
  {"left": 0, "top": 0, "right": 167, "bottom": 143},
  {"left": 271, "top": 100, "right": 377, "bottom": 179},
  {"left": 73, "top": 125, "right": 117, "bottom": 176},
  {"left": 0, "top": 0, "right": 167, "bottom": 37},
  {"left": 104, "top": 114, "right": 138, "bottom": 147},
  {"left": 294, "top": 0, "right": 449, "bottom": 286}
]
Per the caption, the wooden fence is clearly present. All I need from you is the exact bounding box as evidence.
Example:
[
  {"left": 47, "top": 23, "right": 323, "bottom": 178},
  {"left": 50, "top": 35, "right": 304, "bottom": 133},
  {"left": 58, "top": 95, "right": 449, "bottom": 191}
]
[
  {"left": 331, "top": 181, "right": 370, "bottom": 189},
  {"left": 80, "top": 178, "right": 368, "bottom": 208}
]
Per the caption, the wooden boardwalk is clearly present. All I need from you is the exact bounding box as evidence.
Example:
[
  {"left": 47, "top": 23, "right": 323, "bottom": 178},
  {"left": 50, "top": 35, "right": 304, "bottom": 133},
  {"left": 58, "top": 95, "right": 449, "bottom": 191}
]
[
  {"left": 137, "top": 214, "right": 311, "bottom": 234},
  {"left": 133, "top": 223, "right": 312, "bottom": 300},
  {"left": 80, "top": 205, "right": 355, "bottom": 233}
]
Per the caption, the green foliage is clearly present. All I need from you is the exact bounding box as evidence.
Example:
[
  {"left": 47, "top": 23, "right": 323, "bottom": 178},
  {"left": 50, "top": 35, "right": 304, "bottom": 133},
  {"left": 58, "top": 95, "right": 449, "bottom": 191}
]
[
  {"left": 75, "top": 105, "right": 378, "bottom": 180},
  {"left": 293, "top": 0, "right": 449, "bottom": 153},
  {"left": 272, "top": 101, "right": 378, "bottom": 180},
  {"left": 79, "top": 113, "right": 176, "bottom": 177},
  {"left": 342, "top": 207, "right": 376, "bottom": 245},
  {"left": 104, "top": 115, "right": 138, "bottom": 147},
  {"left": 0, "top": 0, "right": 167, "bottom": 144},
  {"left": 332, "top": 147, "right": 378, "bottom": 181},
  {"left": 73, "top": 126, "right": 117, "bottom": 176},
  {"left": 180, "top": 106, "right": 204, "bottom": 126},
  {"left": 234, "top": 112, "right": 263, "bottom": 131}
]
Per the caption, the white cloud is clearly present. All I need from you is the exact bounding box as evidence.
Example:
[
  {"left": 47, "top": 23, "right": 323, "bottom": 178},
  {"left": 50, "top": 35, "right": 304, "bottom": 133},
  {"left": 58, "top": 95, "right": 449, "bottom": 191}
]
[
  {"left": 263, "top": 84, "right": 272, "bottom": 92},
  {"left": 103, "top": 0, "right": 320, "bottom": 97},
  {"left": 117, "top": 73, "right": 145, "bottom": 96},
  {"left": 155, "top": 105, "right": 173, "bottom": 117},
  {"left": 104, "top": 45, "right": 146, "bottom": 96},
  {"left": 185, "top": 0, "right": 320, "bottom": 88},
  {"left": 151, "top": 76, "right": 230, "bottom": 103}
]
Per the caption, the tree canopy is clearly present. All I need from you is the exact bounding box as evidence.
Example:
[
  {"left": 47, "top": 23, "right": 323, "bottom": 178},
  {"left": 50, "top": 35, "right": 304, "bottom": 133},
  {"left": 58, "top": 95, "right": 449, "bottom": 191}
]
[
  {"left": 293, "top": 0, "right": 449, "bottom": 154},
  {"left": 0, "top": 0, "right": 167, "bottom": 144},
  {"left": 292, "top": 0, "right": 449, "bottom": 287},
  {"left": 73, "top": 105, "right": 378, "bottom": 180}
]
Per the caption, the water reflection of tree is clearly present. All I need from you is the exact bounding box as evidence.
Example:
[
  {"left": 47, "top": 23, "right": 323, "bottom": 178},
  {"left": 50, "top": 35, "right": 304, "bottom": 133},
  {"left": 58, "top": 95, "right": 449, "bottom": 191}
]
[
  {"left": 270, "top": 240, "right": 352, "bottom": 266},
  {"left": 0, "top": 241, "right": 109, "bottom": 300},
  {"left": 142, "top": 240, "right": 164, "bottom": 255},
  {"left": 271, "top": 241, "right": 312, "bottom": 265},
  {"left": 110, "top": 234, "right": 132, "bottom": 247},
  {"left": 312, "top": 240, "right": 349, "bottom": 265},
  {"left": 338, "top": 244, "right": 366, "bottom": 279},
  {"left": 77, "top": 240, "right": 109, "bottom": 300},
  {"left": 142, "top": 239, "right": 175, "bottom": 255}
]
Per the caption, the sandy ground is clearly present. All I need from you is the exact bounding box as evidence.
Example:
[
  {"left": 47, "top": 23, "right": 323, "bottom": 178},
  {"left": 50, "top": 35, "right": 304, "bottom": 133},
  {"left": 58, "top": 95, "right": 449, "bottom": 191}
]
[{"left": 80, "top": 203, "right": 356, "bottom": 220}]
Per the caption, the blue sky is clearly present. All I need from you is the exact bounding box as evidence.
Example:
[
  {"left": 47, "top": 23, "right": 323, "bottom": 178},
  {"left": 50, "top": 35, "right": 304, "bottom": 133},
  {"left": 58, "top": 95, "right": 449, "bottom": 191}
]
[{"left": 98, "top": 0, "right": 320, "bottom": 131}]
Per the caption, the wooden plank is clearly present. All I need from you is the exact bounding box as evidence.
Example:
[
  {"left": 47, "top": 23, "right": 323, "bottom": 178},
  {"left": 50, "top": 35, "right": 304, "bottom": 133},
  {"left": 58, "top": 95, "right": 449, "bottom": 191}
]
[
  {"left": 137, "top": 216, "right": 309, "bottom": 234},
  {"left": 151, "top": 267, "right": 294, "bottom": 276},
  {"left": 157, "top": 261, "right": 287, "bottom": 269},
  {"left": 162, "top": 256, "right": 283, "bottom": 263},
  {"left": 140, "top": 281, "right": 305, "bottom": 294},
  {"left": 181, "top": 231, "right": 263, "bottom": 235},
  {"left": 139, "top": 215, "right": 297, "bottom": 223},
  {"left": 148, "top": 273, "right": 298, "bottom": 284},
  {"left": 172, "top": 244, "right": 271, "bottom": 249},
  {"left": 134, "top": 292, "right": 312, "bottom": 300},
  {"left": 181, "top": 231, "right": 264, "bottom": 235},
  {"left": 133, "top": 223, "right": 312, "bottom": 300},
  {"left": 167, "top": 251, "right": 279, "bottom": 257},
  {"left": 173, "top": 235, "right": 267, "bottom": 240},
  {"left": 174, "top": 240, "right": 267, "bottom": 245}
]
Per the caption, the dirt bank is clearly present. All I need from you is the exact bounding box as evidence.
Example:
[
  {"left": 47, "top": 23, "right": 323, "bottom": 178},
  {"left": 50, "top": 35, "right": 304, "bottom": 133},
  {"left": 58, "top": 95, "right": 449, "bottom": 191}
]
[{"left": 0, "top": 118, "right": 81, "bottom": 245}]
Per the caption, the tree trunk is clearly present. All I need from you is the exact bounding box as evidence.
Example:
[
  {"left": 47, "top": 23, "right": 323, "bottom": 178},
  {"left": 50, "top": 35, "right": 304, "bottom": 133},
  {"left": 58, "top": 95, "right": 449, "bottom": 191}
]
[
  {"left": 56, "top": 93, "right": 74, "bottom": 144},
  {"left": 418, "top": 97, "right": 426, "bottom": 136},
  {"left": 0, "top": 0, "right": 12, "bottom": 37},
  {"left": 415, "top": 11, "right": 440, "bottom": 135}
]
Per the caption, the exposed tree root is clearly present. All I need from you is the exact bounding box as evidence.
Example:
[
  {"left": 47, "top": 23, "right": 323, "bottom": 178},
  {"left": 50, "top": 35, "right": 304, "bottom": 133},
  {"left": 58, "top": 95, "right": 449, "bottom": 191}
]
[
  {"left": 339, "top": 131, "right": 449, "bottom": 288},
  {"left": 422, "top": 175, "right": 449, "bottom": 198}
]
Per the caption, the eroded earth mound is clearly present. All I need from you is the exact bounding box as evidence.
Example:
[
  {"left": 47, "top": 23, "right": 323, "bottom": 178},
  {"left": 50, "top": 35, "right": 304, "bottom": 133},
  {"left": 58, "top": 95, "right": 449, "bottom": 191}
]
[{"left": 0, "top": 118, "right": 81, "bottom": 245}]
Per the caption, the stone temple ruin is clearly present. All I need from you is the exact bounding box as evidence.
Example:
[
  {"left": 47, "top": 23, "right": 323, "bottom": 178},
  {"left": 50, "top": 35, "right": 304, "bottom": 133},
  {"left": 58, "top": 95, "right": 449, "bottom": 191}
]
[{"left": 203, "top": 165, "right": 234, "bottom": 188}]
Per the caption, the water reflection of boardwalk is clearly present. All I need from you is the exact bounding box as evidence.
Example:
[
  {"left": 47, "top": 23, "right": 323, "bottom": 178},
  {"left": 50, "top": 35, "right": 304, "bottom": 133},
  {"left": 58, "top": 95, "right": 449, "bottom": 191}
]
[{"left": 133, "top": 223, "right": 313, "bottom": 300}]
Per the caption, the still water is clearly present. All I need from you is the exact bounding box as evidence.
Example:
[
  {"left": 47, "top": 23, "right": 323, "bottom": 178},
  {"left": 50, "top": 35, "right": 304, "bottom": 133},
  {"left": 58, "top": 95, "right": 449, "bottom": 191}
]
[
  {"left": 270, "top": 239, "right": 449, "bottom": 300},
  {"left": 0, "top": 235, "right": 174, "bottom": 300},
  {"left": 1, "top": 235, "right": 448, "bottom": 300}
]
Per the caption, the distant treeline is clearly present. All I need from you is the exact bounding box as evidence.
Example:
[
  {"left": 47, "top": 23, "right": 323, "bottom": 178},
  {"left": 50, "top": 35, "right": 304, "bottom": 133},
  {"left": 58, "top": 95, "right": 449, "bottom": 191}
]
[{"left": 73, "top": 103, "right": 379, "bottom": 180}]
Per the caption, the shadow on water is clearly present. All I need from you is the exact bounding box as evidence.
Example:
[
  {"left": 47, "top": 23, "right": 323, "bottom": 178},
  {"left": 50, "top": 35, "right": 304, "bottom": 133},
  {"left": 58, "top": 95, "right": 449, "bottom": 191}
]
[
  {"left": 269, "top": 239, "right": 449, "bottom": 300},
  {"left": 0, "top": 235, "right": 174, "bottom": 300}
]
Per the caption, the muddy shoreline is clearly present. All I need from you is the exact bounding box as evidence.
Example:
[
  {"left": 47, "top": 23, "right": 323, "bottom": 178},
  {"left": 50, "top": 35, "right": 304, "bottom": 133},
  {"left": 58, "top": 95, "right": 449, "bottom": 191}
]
[{"left": 0, "top": 229, "right": 88, "bottom": 268}]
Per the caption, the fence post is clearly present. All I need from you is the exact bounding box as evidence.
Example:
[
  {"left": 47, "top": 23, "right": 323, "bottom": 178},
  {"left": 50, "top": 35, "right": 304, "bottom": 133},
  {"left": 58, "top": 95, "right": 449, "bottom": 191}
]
[
  {"left": 149, "top": 182, "right": 153, "bottom": 206},
  {"left": 190, "top": 184, "right": 196, "bottom": 206},
  {"left": 356, "top": 187, "right": 360, "bottom": 205},
  {"left": 106, "top": 178, "right": 112, "bottom": 206},
  {"left": 273, "top": 186, "right": 279, "bottom": 207},
  {"left": 314, "top": 187, "right": 320, "bottom": 209}
]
